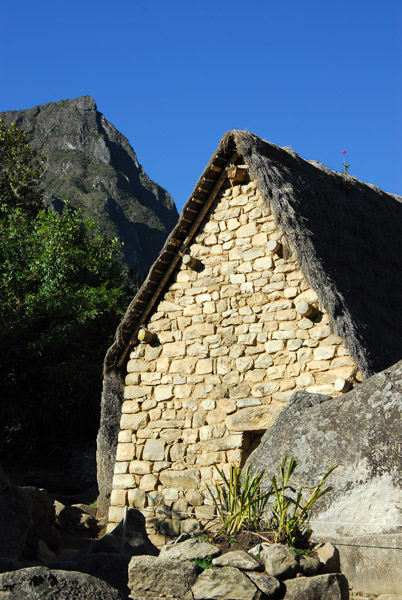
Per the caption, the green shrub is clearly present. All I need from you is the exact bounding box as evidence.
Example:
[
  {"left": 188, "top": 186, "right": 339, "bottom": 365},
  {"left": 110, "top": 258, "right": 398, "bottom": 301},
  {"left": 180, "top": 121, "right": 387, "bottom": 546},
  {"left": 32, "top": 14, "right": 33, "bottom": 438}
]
[{"left": 207, "top": 463, "right": 272, "bottom": 538}]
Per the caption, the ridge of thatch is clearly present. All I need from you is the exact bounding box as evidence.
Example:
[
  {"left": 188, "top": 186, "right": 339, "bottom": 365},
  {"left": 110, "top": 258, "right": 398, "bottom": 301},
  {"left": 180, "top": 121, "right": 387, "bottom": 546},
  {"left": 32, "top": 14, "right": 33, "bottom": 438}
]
[{"left": 105, "top": 130, "right": 402, "bottom": 378}]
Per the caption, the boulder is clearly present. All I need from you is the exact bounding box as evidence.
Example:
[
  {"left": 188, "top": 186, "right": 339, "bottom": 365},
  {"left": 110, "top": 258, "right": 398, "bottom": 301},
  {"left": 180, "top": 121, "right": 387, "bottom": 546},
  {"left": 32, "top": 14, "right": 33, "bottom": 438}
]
[
  {"left": 21, "top": 487, "right": 60, "bottom": 559},
  {"left": 212, "top": 549, "right": 262, "bottom": 570},
  {"left": 245, "top": 571, "right": 281, "bottom": 597},
  {"left": 247, "top": 359, "right": 402, "bottom": 595},
  {"left": 0, "top": 466, "right": 32, "bottom": 560},
  {"left": 281, "top": 573, "right": 349, "bottom": 599},
  {"left": 97, "top": 374, "right": 124, "bottom": 518},
  {"left": 128, "top": 555, "right": 198, "bottom": 600},
  {"left": 0, "top": 566, "right": 124, "bottom": 599},
  {"left": 261, "top": 544, "right": 299, "bottom": 579},
  {"left": 159, "top": 537, "right": 220, "bottom": 561},
  {"left": 191, "top": 566, "right": 259, "bottom": 600},
  {"left": 54, "top": 501, "right": 98, "bottom": 535}
]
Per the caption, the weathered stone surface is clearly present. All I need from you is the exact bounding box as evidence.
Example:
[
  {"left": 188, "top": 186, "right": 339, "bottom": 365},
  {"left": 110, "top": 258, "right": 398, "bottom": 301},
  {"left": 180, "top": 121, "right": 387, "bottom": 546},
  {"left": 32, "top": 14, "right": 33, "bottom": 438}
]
[
  {"left": 246, "top": 571, "right": 281, "bottom": 597},
  {"left": 282, "top": 573, "right": 349, "bottom": 599},
  {"left": 97, "top": 375, "right": 125, "bottom": 518},
  {"left": 212, "top": 549, "right": 262, "bottom": 571},
  {"left": 262, "top": 544, "right": 299, "bottom": 579},
  {"left": 226, "top": 406, "right": 281, "bottom": 431},
  {"left": 160, "top": 469, "right": 200, "bottom": 489},
  {"left": 128, "top": 555, "right": 198, "bottom": 600},
  {"left": 159, "top": 537, "right": 221, "bottom": 560},
  {"left": 249, "top": 368, "right": 402, "bottom": 537},
  {"left": 192, "top": 566, "right": 259, "bottom": 600},
  {"left": 143, "top": 438, "right": 165, "bottom": 461},
  {"left": 0, "top": 567, "right": 125, "bottom": 599},
  {"left": 248, "top": 361, "right": 402, "bottom": 595},
  {"left": 315, "top": 542, "right": 340, "bottom": 573}
]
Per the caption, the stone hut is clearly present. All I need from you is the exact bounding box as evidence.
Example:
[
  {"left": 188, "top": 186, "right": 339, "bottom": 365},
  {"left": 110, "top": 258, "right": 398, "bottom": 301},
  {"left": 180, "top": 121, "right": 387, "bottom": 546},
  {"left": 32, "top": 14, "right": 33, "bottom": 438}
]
[{"left": 97, "top": 130, "right": 402, "bottom": 544}]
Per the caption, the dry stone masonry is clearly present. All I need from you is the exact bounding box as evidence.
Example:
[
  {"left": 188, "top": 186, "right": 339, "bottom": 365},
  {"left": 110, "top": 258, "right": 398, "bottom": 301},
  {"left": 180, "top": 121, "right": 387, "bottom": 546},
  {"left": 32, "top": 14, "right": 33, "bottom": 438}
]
[{"left": 108, "top": 178, "right": 361, "bottom": 544}]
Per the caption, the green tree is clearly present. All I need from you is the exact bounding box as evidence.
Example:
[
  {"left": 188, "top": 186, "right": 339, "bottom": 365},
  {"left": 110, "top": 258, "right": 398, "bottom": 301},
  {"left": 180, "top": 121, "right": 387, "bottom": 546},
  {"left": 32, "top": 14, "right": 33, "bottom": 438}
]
[
  {"left": 0, "top": 123, "right": 131, "bottom": 465},
  {"left": 0, "top": 118, "right": 45, "bottom": 213}
]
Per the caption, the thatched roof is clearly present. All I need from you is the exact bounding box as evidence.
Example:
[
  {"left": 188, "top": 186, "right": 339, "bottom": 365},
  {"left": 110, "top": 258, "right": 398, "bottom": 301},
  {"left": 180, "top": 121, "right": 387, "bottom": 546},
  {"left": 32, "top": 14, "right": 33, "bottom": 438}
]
[{"left": 105, "top": 130, "right": 402, "bottom": 378}]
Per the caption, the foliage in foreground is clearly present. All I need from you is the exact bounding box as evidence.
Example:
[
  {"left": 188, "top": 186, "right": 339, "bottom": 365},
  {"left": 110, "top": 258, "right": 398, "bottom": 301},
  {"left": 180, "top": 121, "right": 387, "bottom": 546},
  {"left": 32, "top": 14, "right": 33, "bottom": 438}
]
[
  {"left": 208, "top": 458, "right": 337, "bottom": 547},
  {"left": 0, "top": 204, "right": 130, "bottom": 463},
  {"left": 208, "top": 464, "right": 272, "bottom": 538}
]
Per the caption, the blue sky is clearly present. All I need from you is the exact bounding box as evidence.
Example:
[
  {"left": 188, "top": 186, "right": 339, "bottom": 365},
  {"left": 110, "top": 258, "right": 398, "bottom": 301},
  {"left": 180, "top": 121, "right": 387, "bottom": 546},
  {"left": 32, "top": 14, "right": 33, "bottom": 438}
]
[{"left": 2, "top": 0, "right": 401, "bottom": 211}]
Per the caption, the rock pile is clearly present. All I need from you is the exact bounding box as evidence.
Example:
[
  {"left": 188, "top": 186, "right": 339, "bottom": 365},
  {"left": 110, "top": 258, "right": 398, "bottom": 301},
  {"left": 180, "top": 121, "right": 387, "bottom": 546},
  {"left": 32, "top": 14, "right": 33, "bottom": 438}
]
[{"left": 128, "top": 536, "right": 349, "bottom": 600}]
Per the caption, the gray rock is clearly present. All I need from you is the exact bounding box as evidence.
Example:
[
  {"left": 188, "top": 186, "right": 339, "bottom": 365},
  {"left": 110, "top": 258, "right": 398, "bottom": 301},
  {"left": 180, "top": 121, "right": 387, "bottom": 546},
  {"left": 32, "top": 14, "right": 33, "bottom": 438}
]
[
  {"left": 298, "top": 554, "right": 322, "bottom": 576},
  {"left": 22, "top": 486, "right": 60, "bottom": 558},
  {"left": 159, "top": 537, "right": 221, "bottom": 561},
  {"left": 55, "top": 503, "right": 98, "bottom": 535},
  {"left": 0, "top": 566, "right": 124, "bottom": 599},
  {"left": 315, "top": 542, "right": 340, "bottom": 573},
  {"left": 212, "top": 550, "right": 263, "bottom": 570},
  {"left": 246, "top": 571, "right": 281, "bottom": 597},
  {"left": 192, "top": 566, "right": 260, "bottom": 600},
  {"left": 247, "top": 361, "right": 402, "bottom": 594},
  {"left": 262, "top": 544, "right": 299, "bottom": 579},
  {"left": 0, "top": 466, "right": 33, "bottom": 559},
  {"left": 281, "top": 573, "right": 349, "bottom": 599},
  {"left": 247, "top": 364, "right": 402, "bottom": 539},
  {"left": 128, "top": 555, "right": 198, "bottom": 600},
  {"left": 248, "top": 542, "right": 270, "bottom": 560},
  {"left": 97, "top": 374, "right": 125, "bottom": 519}
]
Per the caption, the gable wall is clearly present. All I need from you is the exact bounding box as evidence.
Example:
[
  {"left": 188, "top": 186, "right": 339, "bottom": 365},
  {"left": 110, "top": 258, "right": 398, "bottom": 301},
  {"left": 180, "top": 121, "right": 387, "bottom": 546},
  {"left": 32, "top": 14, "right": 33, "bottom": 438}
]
[{"left": 107, "top": 178, "right": 361, "bottom": 545}]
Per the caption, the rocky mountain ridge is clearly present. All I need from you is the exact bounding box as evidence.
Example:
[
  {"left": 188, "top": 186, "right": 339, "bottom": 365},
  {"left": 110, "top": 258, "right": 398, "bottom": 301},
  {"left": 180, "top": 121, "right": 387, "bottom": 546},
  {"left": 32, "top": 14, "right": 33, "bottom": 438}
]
[{"left": 0, "top": 95, "right": 178, "bottom": 276}]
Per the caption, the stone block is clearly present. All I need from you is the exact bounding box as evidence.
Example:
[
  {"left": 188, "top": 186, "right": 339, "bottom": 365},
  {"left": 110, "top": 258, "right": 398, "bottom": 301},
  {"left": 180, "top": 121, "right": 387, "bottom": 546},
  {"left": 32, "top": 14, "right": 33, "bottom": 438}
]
[
  {"left": 314, "top": 346, "right": 336, "bottom": 360},
  {"left": 155, "top": 385, "right": 174, "bottom": 402},
  {"left": 169, "top": 358, "right": 197, "bottom": 374},
  {"left": 202, "top": 435, "right": 243, "bottom": 451},
  {"left": 116, "top": 443, "right": 135, "bottom": 461},
  {"left": 110, "top": 489, "right": 127, "bottom": 506},
  {"left": 139, "top": 474, "right": 158, "bottom": 491},
  {"left": 180, "top": 519, "right": 200, "bottom": 534},
  {"left": 265, "top": 340, "right": 285, "bottom": 353},
  {"left": 125, "top": 372, "right": 140, "bottom": 385},
  {"left": 185, "top": 490, "right": 204, "bottom": 506},
  {"left": 124, "top": 385, "right": 152, "bottom": 399},
  {"left": 120, "top": 412, "right": 148, "bottom": 431},
  {"left": 121, "top": 400, "right": 140, "bottom": 413},
  {"left": 162, "top": 341, "right": 186, "bottom": 357},
  {"left": 160, "top": 469, "right": 200, "bottom": 490},
  {"left": 127, "top": 359, "right": 151, "bottom": 373},
  {"left": 196, "top": 358, "right": 213, "bottom": 374},
  {"left": 252, "top": 381, "right": 280, "bottom": 397},
  {"left": 297, "top": 347, "right": 313, "bottom": 363},
  {"left": 129, "top": 460, "right": 152, "bottom": 475},
  {"left": 162, "top": 488, "right": 179, "bottom": 503},
  {"left": 114, "top": 461, "right": 129, "bottom": 474},
  {"left": 236, "top": 222, "right": 258, "bottom": 237},
  {"left": 194, "top": 505, "right": 216, "bottom": 519},
  {"left": 112, "top": 473, "right": 135, "bottom": 489},
  {"left": 226, "top": 406, "right": 280, "bottom": 431},
  {"left": 244, "top": 369, "right": 266, "bottom": 384},
  {"left": 143, "top": 438, "right": 165, "bottom": 461},
  {"left": 183, "top": 323, "right": 215, "bottom": 340},
  {"left": 128, "top": 488, "right": 147, "bottom": 509},
  {"left": 108, "top": 505, "right": 126, "bottom": 523}
]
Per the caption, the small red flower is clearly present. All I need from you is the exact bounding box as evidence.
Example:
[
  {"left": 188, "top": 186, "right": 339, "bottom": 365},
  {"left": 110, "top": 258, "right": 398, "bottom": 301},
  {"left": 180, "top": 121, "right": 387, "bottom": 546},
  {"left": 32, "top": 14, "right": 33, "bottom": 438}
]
[{"left": 342, "top": 150, "right": 347, "bottom": 155}]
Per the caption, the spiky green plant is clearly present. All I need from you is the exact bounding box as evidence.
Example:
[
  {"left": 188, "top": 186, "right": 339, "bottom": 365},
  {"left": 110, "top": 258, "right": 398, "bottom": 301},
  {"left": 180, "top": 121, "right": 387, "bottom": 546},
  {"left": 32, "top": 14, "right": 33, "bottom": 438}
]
[
  {"left": 207, "top": 463, "right": 273, "bottom": 537},
  {"left": 270, "top": 456, "right": 337, "bottom": 545}
]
